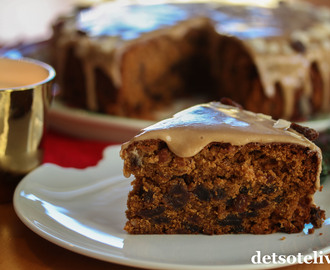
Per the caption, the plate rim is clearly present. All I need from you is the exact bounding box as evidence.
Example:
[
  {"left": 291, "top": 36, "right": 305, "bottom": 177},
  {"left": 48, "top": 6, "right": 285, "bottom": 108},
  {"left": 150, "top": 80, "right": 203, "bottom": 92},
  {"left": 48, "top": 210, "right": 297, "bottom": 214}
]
[{"left": 48, "top": 100, "right": 330, "bottom": 143}]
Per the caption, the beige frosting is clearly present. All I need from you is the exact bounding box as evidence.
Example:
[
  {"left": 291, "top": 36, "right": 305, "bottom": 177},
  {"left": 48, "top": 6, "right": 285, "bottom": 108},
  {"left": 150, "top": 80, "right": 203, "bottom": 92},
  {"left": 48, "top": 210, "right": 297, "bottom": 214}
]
[
  {"left": 122, "top": 102, "right": 321, "bottom": 157},
  {"left": 122, "top": 102, "right": 322, "bottom": 190}
]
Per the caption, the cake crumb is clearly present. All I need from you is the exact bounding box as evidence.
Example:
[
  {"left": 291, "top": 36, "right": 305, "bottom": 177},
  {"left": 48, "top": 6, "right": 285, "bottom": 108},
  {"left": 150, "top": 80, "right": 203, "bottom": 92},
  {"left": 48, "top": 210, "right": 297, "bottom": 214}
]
[
  {"left": 280, "top": 237, "right": 286, "bottom": 240},
  {"left": 319, "top": 233, "right": 323, "bottom": 236},
  {"left": 308, "top": 228, "right": 315, "bottom": 234}
]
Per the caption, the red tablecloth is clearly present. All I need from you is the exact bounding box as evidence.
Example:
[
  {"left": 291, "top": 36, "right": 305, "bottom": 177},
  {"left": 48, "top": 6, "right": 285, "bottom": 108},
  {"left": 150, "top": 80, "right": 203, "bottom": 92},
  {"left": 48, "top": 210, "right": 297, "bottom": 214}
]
[{"left": 43, "top": 130, "right": 117, "bottom": 169}]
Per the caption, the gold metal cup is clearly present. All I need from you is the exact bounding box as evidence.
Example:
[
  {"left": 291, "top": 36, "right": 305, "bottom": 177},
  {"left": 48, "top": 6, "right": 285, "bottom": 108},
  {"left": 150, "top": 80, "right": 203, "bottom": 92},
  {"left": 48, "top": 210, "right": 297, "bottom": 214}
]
[{"left": 0, "top": 57, "right": 55, "bottom": 203}]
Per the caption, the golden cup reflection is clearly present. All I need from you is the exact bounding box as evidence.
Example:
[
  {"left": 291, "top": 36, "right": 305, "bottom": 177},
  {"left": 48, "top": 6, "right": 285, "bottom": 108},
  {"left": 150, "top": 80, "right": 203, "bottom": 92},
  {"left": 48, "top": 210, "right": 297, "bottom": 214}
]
[{"left": 0, "top": 57, "right": 55, "bottom": 203}]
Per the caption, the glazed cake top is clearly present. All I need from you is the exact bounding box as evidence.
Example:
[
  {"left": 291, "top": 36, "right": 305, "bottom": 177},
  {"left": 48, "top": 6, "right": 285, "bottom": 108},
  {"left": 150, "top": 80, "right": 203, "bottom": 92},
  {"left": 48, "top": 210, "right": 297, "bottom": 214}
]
[
  {"left": 77, "top": 1, "right": 321, "bottom": 41},
  {"left": 121, "top": 102, "right": 321, "bottom": 158}
]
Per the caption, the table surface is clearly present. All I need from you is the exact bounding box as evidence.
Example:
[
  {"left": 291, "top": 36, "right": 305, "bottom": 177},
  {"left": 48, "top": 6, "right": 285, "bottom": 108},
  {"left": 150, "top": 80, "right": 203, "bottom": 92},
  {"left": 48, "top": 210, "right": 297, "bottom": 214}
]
[{"left": 1, "top": 0, "right": 330, "bottom": 269}]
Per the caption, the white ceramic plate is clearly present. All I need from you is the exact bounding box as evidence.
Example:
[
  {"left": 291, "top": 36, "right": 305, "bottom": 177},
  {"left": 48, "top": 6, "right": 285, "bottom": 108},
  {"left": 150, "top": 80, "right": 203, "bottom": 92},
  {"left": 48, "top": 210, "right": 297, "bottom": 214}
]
[
  {"left": 14, "top": 145, "right": 330, "bottom": 270},
  {"left": 48, "top": 100, "right": 155, "bottom": 142},
  {"left": 48, "top": 100, "right": 330, "bottom": 143}
]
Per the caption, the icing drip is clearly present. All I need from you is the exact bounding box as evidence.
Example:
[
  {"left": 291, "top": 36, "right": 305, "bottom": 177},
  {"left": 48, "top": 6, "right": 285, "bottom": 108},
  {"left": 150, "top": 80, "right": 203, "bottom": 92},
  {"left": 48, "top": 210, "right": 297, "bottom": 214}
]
[{"left": 122, "top": 102, "right": 320, "bottom": 157}]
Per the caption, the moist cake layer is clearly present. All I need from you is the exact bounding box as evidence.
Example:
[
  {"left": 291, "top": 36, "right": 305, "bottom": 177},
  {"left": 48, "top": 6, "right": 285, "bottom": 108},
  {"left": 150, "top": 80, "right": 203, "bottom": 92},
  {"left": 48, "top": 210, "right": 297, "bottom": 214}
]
[{"left": 122, "top": 140, "right": 324, "bottom": 234}]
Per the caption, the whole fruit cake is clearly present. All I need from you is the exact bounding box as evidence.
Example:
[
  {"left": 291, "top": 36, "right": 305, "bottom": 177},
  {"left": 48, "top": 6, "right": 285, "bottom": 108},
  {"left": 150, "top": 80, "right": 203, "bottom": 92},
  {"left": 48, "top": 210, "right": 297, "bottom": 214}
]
[{"left": 52, "top": 0, "right": 330, "bottom": 120}]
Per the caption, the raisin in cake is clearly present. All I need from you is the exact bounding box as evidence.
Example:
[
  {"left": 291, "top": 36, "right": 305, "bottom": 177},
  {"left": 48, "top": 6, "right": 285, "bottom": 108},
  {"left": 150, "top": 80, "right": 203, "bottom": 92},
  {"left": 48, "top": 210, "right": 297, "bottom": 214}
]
[
  {"left": 120, "top": 100, "right": 325, "bottom": 234},
  {"left": 53, "top": 0, "right": 330, "bottom": 121}
]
